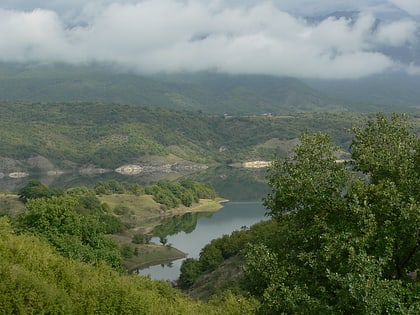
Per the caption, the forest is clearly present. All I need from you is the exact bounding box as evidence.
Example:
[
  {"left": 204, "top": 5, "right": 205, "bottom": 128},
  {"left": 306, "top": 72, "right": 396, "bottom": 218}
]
[
  {"left": 0, "top": 102, "right": 392, "bottom": 170},
  {"left": 0, "top": 112, "right": 419, "bottom": 314}
]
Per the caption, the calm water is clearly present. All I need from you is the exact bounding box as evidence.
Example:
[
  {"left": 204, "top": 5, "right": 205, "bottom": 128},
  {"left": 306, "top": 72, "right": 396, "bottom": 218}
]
[
  {"left": 137, "top": 201, "right": 267, "bottom": 281},
  {"left": 1, "top": 166, "right": 270, "bottom": 281}
]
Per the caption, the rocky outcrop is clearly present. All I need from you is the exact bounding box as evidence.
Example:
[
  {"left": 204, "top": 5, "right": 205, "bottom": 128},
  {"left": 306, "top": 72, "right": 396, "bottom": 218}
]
[
  {"left": 0, "top": 155, "right": 208, "bottom": 178},
  {"left": 115, "top": 161, "right": 208, "bottom": 176},
  {"left": 242, "top": 161, "right": 271, "bottom": 168},
  {"left": 115, "top": 165, "right": 143, "bottom": 175}
]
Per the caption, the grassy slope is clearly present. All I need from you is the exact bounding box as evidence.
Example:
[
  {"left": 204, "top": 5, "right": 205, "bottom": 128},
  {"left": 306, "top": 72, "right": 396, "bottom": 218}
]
[{"left": 0, "top": 217, "right": 258, "bottom": 314}]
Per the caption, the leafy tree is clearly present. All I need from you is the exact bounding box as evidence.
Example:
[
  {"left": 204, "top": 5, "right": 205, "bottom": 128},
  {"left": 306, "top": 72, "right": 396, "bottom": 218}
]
[
  {"left": 351, "top": 114, "right": 419, "bottom": 279},
  {"left": 132, "top": 233, "right": 151, "bottom": 244},
  {"left": 15, "top": 195, "right": 122, "bottom": 269},
  {"left": 199, "top": 244, "right": 224, "bottom": 272},
  {"left": 179, "top": 258, "right": 202, "bottom": 289},
  {"left": 244, "top": 114, "right": 419, "bottom": 314},
  {"left": 18, "top": 180, "right": 63, "bottom": 202}
]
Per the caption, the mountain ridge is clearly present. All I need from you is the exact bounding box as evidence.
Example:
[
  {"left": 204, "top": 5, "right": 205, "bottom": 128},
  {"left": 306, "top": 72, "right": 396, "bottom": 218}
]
[{"left": 0, "top": 62, "right": 395, "bottom": 114}]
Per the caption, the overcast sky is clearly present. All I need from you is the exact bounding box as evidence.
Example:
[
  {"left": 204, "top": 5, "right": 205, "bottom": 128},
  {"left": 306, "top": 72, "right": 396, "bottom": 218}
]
[{"left": 0, "top": 0, "right": 419, "bottom": 79}]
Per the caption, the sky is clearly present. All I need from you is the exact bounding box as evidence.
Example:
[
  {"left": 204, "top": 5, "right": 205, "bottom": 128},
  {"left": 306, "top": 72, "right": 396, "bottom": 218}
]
[{"left": 0, "top": 0, "right": 419, "bottom": 79}]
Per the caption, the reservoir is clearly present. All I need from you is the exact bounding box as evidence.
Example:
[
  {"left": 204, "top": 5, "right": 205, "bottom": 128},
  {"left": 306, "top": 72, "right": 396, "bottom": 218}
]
[
  {"left": 0, "top": 166, "right": 269, "bottom": 281},
  {"left": 137, "top": 201, "right": 267, "bottom": 281}
]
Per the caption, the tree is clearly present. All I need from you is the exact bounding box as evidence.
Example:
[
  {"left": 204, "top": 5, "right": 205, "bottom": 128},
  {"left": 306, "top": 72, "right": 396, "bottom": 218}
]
[
  {"left": 350, "top": 113, "right": 419, "bottom": 280},
  {"left": 18, "top": 180, "right": 63, "bottom": 202},
  {"left": 15, "top": 195, "right": 122, "bottom": 270},
  {"left": 244, "top": 114, "right": 419, "bottom": 314},
  {"left": 179, "top": 258, "right": 202, "bottom": 289}
]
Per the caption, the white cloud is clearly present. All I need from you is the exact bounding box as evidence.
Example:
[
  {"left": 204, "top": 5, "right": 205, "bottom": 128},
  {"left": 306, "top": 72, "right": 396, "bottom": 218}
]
[
  {"left": 388, "top": 0, "right": 420, "bottom": 16},
  {"left": 374, "top": 18, "right": 418, "bottom": 46},
  {"left": 0, "top": 0, "right": 418, "bottom": 79}
]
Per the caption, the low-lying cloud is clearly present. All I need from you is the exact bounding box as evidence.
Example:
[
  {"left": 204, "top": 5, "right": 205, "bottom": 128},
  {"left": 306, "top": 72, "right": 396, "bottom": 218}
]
[{"left": 0, "top": 0, "right": 418, "bottom": 79}]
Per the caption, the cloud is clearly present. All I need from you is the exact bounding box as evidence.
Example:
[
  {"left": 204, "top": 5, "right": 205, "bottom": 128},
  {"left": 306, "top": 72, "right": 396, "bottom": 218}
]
[
  {"left": 388, "top": 0, "right": 420, "bottom": 16},
  {"left": 0, "top": 0, "right": 418, "bottom": 79},
  {"left": 374, "top": 18, "right": 418, "bottom": 46}
]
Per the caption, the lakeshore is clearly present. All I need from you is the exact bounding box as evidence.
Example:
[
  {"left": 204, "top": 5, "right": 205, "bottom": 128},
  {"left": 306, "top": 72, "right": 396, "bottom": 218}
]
[{"left": 101, "top": 196, "right": 227, "bottom": 271}]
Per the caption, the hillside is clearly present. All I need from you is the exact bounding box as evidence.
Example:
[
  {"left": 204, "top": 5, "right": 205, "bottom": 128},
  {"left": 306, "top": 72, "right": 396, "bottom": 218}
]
[
  {"left": 0, "top": 102, "right": 375, "bottom": 173},
  {"left": 0, "top": 62, "right": 349, "bottom": 114},
  {"left": 1, "top": 103, "right": 419, "bottom": 192},
  {"left": 305, "top": 73, "right": 420, "bottom": 111},
  {"left": 0, "top": 216, "right": 257, "bottom": 314}
]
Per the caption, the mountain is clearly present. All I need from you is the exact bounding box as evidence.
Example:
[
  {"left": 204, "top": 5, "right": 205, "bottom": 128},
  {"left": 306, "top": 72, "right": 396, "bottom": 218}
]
[
  {"left": 305, "top": 73, "right": 420, "bottom": 111},
  {"left": 0, "top": 62, "right": 347, "bottom": 114},
  {"left": 0, "top": 62, "right": 417, "bottom": 114}
]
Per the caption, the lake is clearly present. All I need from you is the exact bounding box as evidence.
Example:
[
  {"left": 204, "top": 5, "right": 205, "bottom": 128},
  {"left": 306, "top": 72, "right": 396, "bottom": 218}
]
[
  {"left": 137, "top": 201, "right": 267, "bottom": 281},
  {"left": 0, "top": 166, "right": 270, "bottom": 281}
]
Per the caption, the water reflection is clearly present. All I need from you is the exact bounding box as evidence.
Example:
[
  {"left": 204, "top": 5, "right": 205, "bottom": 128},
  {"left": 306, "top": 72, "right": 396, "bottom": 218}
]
[
  {"left": 0, "top": 169, "right": 194, "bottom": 192},
  {"left": 137, "top": 201, "right": 267, "bottom": 281},
  {"left": 0, "top": 166, "right": 270, "bottom": 202},
  {"left": 152, "top": 212, "right": 214, "bottom": 238},
  {"left": 1, "top": 166, "right": 270, "bottom": 281},
  {"left": 185, "top": 166, "right": 270, "bottom": 201}
]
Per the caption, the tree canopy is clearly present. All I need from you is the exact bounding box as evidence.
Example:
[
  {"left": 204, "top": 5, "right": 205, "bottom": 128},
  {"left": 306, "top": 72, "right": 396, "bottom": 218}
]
[{"left": 244, "top": 114, "right": 419, "bottom": 314}]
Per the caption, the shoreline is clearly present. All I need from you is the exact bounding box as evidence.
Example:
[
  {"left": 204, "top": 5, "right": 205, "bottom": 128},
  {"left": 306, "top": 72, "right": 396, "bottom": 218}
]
[{"left": 111, "top": 198, "right": 228, "bottom": 271}]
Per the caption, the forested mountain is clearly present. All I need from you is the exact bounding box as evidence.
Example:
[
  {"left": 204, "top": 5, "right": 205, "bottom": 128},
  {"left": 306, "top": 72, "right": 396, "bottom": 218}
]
[
  {"left": 0, "top": 102, "right": 374, "bottom": 172},
  {"left": 1, "top": 102, "right": 419, "bottom": 176},
  {"left": 0, "top": 62, "right": 406, "bottom": 114},
  {"left": 305, "top": 73, "right": 420, "bottom": 111}
]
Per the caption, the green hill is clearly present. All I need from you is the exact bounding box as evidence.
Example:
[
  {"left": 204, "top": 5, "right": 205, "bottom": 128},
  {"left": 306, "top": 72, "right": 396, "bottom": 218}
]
[
  {"left": 0, "top": 102, "right": 376, "bottom": 172},
  {"left": 0, "top": 62, "right": 347, "bottom": 114},
  {"left": 0, "top": 217, "right": 257, "bottom": 314}
]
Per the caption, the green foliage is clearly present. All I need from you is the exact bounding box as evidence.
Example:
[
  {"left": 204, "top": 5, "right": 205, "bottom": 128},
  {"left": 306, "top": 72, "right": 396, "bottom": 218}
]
[
  {"left": 179, "top": 258, "right": 203, "bottom": 289},
  {"left": 120, "top": 244, "right": 135, "bottom": 258},
  {"left": 99, "top": 213, "right": 126, "bottom": 234},
  {"left": 145, "top": 183, "right": 180, "bottom": 209},
  {"left": 0, "top": 63, "right": 355, "bottom": 114},
  {"left": 180, "top": 228, "right": 256, "bottom": 289},
  {"left": 132, "top": 233, "right": 151, "bottom": 244},
  {"left": 242, "top": 114, "right": 419, "bottom": 314},
  {"left": 145, "top": 181, "right": 217, "bottom": 209},
  {"left": 0, "top": 102, "right": 381, "bottom": 169},
  {"left": 94, "top": 180, "right": 143, "bottom": 195},
  {"left": 18, "top": 179, "right": 64, "bottom": 202},
  {"left": 0, "top": 217, "right": 257, "bottom": 314},
  {"left": 199, "top": 245, "right": 224, "bottom": 273},
  {"left": 14, "top": 195, "right": 122, "bottom": 270}
]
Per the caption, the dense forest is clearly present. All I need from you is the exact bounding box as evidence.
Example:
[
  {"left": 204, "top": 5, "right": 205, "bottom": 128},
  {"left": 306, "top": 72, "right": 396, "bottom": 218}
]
[
  {"left": 2, "top": 102, "right": 419, "bottom": 173},
  {"left": 0, "top": 102, "right": 358, "bottom": 168}
]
